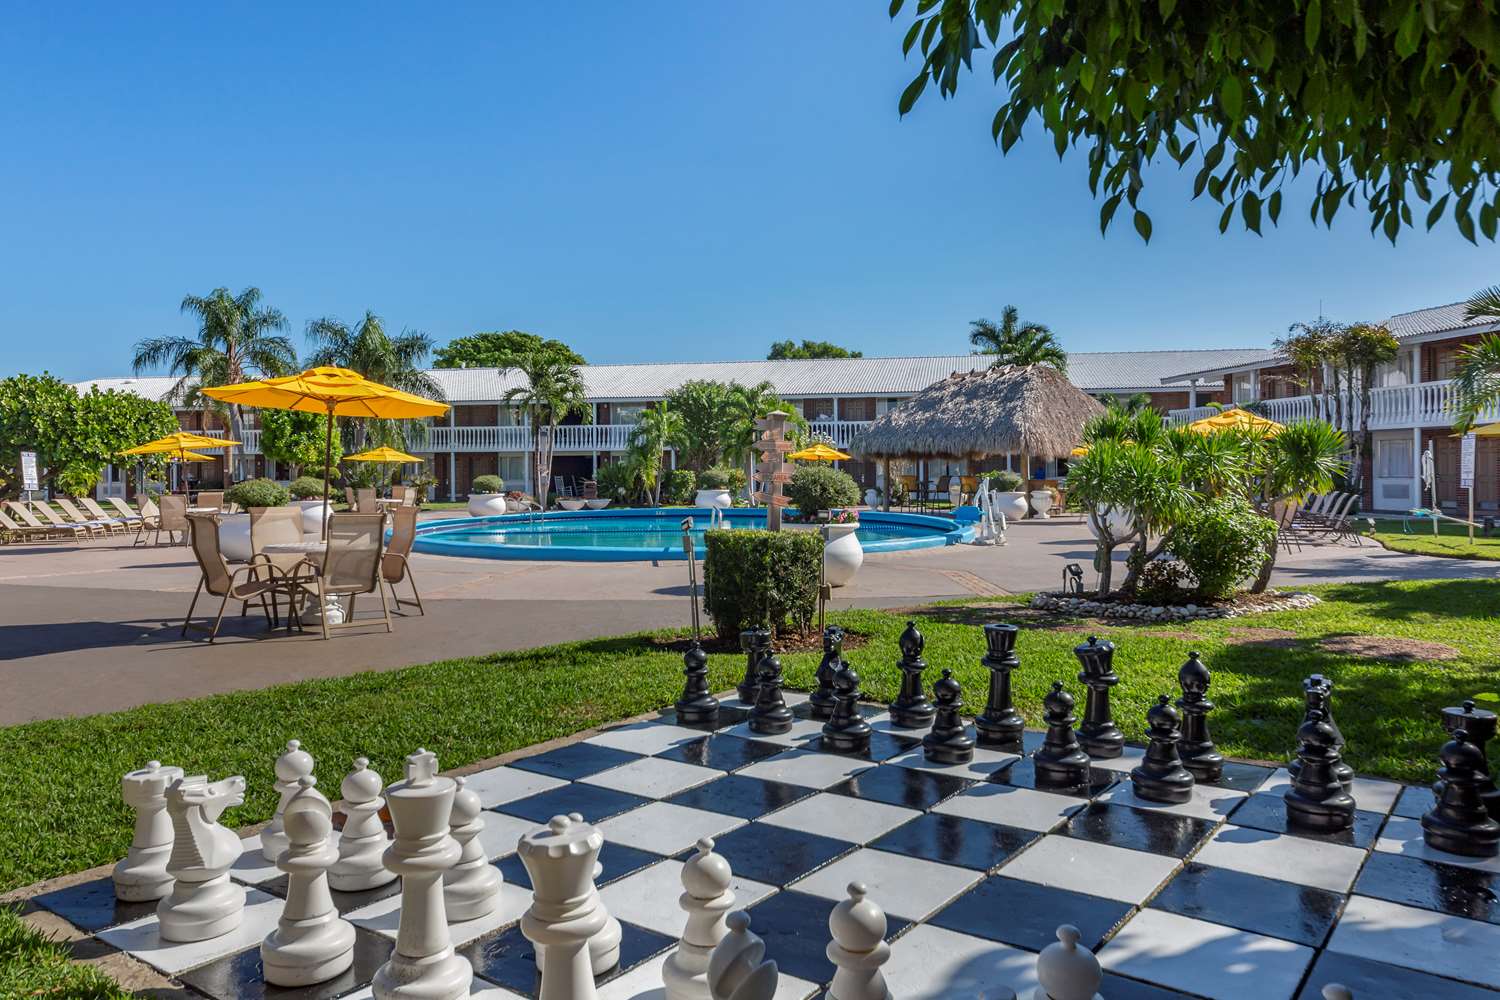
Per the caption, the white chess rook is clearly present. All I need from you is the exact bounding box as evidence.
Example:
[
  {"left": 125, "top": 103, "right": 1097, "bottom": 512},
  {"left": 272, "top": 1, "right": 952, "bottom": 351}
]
[
  {"left": 443, "top": 776, "right": 503, "bottom": 921},
  {"left": 532, "top": 812, "right": 622, "bottom": 976},
  {"left": 371, "top": 749, "right": 474, "bottom": 1000},
  {"left": 826, "top": 882, "right": 892, "bottom": 1000},
  {"left": 263, "top": 739, "right": 315, "bottom": 863},
  {"left": 156, "top": 774, "right": 248, "bottom": 943},
  {"left": 113, "top": 761, "right": 185, "bottom": 901},
  {"left": 707, "top": 911, "right": 778, "bottom": 1000},
  {"left": 330, "top": 756, "right": 397, "bottom": 892},
  {"left": 519, "top": 814, "right": 610, "bottom": 1000},
  {"left": 664, "top": 837, "right": 736, "bottom": 1000},
  {"left": 261, "top": 775, "right": 357, "bottom": 986},
  {"left": 1031, "top": 924, "right": 1103, "bottom": 1000}
]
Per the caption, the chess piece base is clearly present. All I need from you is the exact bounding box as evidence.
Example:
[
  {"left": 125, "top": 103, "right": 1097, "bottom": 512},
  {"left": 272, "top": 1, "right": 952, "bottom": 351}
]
[
  {"left": 371, "top": 947, "right": 473, "bottom": 1000},
  {"left": 1284, "top": 790, "right": 1355, "bottom": 832},
  {"left": 674, "top": 700, "right": 720, "bottom": 726},
  {"left": 444, "top": 868, "right": 502, "bottom": 923},
  {"left": 808, "top": 694, "right": 836, "bottom": 721},
  {"left": 113, "top": 845, "right": 174, "bottom": 901},
  {"left": 1033, "top": 755, "right": 1091, "bottom": 790},
  {"left": 822, "top": 727, "right": 872, "bottom": 756},
  {"left": 329, "top": 861, "right": 399, "bottom": 893},
  {"left": 1422, "top": 813, "right": 1500, "bottom": 858},
  {"left": 156, "top": 877, "right": 246, "bottom": 942},
  {"left": 262, "top": 918, "right": 356, "bottom": 987},
  {"left": 1078, "top": 725, "right": 1125, "bottom": 760},
  {"left": 923, "top": 734, "right": 975, "bottom": 765},
  {"left": 1180, "top": 748, "right": 1225, "bottom": 783},
  {"left": 1131, "top": 768, "right": 1195, "bottom": 804},
  {"left": 887, "top": 704, "right": 936, "bottom": 730},
  {"left": 261, "top": 828, "right": 289, "bottom": 865},
  {"left": 973, "top": 716, "right": 1025, "bottom": 753},
  {"left": 749, "top": 712, "right": 794, "bottom": 736}
]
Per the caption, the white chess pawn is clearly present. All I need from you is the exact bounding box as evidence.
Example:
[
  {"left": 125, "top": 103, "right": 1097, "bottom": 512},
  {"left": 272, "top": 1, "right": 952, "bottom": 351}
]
[
  {"left": 1032, "top": 924, "right": 1103, "bottom": 1000},
  {"left": 263, "top": 739, "right": 314, "bottom": 862},
  {"left": 533, "top": 812, "right": 622, "bottom": 976},
  {"left": 1322, "top": 986, "right": 1353, "bottom": 1000},
  {"left": 664, "top": 837, "right": 736, "bottom": 1000},
  {"left": 113, "top": 761, "right": 185, "bottom": 901},
  {"left": 519, "top": 814, "right": 609, "bottom": 1000},
  {"left": 443, "top": 776, "right": 503, "bottom": 921},
  {"left": 261, "top": 776, "right": 357, "bottom": 986},
  {"left": 826, "top": 882, "right": 892, "bottom": 1000},
  {"left": 157, "top": 774, "right": 248, "bottom": 942},
  {"left": 370, "top": 749, "right": 474, "bottom": 1000},
  {"left": 707, "top": 911, "right": 778, "bottom": 1000},
  {"left": 330, "top": 757, "right": 396, "bottom": 892}
]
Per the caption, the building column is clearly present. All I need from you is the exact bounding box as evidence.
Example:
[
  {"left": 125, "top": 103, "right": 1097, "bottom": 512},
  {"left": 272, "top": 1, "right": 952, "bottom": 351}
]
[
  {"left": 1412, "top": 426, "right": 1423, "bottom": 510},
  {"left": 1187, "top": 385, "right": 1197, "bottom": 408},
  {"left": 448, "top": 451, "right": 456, "bottom": 501}
]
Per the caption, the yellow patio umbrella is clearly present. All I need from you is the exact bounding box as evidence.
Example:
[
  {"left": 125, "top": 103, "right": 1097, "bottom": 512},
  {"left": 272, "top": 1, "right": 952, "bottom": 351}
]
[
  {"left": 169, "top": 450, "right": 219, "bottom": 462},
  {"left": 121, "top": 430, "right": 241, "bottom": 460},
  {"left": 345, "top": 446, "right": 424, "bottom": 493},
  {"left": 788, "top": 442, "right": 851, "bottom": 462},
  {"left": 1186, "top": 409, "right": 1284, "bottom": 436},
  {"left": 1070, "top": 445, "right": 1089, "bottom": 457},
  {"left": 201, "top": 367, "right": 449, "bottom": 535},
  {"left": 1463, "top": 422, "right": 1500, "bottom": 437}
]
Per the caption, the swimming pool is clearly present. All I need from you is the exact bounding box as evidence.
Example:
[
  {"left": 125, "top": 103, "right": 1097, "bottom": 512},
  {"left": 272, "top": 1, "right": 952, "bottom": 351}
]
[{"left": 411, "top": 508, "right": 972, "bottom": 561}]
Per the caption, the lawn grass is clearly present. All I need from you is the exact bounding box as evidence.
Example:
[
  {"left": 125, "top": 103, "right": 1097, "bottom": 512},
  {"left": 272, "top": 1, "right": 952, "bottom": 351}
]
[
  {"left": 2, "top": 579, "right": 1494, "bottom": 894},
  {"left": 1370, "top": 516, "right": 1500, "bottom": 560},
  {"left": 0, "top": 906, "right": 130, "bottom": 999}
]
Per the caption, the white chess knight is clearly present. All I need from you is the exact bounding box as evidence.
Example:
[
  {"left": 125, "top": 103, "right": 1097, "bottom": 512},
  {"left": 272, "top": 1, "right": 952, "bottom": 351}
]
[
  {"left": 519, "top": 814, "right": 610, "bottom": 1000},
  {"left": 532, "top": 812, "right": 622, "bottom": 976},
  {"left": 113, "top": 761, "right": 185, "bottom": 901},
  {"left": 330, "top": 756, "right": 397, "bottom": 892},
  {"left": 663, "top": 837, "right": 736, "bottom": 1000},
  {"left": 156, "top": 774, "right": 248, "bottom": 943},
  {"left": 371, "top": 749, "right": 474, "bottom": 1000},
  {"left": 706, "top": 911, "right": 778, "bottom": 1000},
  {"left": 442, "top": 776, "right": 503, "bottom": 921},
  {"left": 262, "top": 739, "right": 315, "bottom": 863},
  {"left": 261, "top": 775, "right": 357, "bottom": 986},
  {"left": 1032, "top": 924, "right": 1102, "bottom": 1000},
  {"left": 826, "top": 882, "right": 892, "bottom": 1000}
]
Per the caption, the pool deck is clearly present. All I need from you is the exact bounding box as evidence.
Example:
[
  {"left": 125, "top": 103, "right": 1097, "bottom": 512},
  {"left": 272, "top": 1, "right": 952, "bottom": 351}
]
[{"left": 0, "top": 513, "right": 1489, "bottom": 725}]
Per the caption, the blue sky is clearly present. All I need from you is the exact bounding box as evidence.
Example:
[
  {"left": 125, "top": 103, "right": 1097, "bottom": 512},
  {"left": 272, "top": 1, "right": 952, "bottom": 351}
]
[{"left": 4, "top": 3, "right": 1497, "bottom": 382}]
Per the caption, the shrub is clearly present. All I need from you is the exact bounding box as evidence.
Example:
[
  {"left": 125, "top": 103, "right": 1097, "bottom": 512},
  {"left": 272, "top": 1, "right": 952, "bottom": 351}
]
[
  {"left": 289, "top": 476, "right": 327, "bottom": 500},
  {"left": 703, "top": 529, "right": 822, "bottom": 640},
  {"left": 1171, "top": 496, "right": 1277, "bottom": 599},
  {"left": 1137, "top": 559, "right": 1192, "bottom": 605},
  {"left": 696, "top": 467, "right": 729, "bottom": 489},
  {"left": 982, "top": 469, "right": 1024, "bottom": 491},
  {"left": 471, "top": 474, "right": 504, "bottom": 494},
  {"left": 786, "top": 465, "right": 860, "bottom": 517},
  {"left": 663, "top": 468, "right": 696, "bottom": 505},
  {"left": 594, "top": 461, "right": 639, "bottom": 504},
  {"left": 225, "top": 477, "right": 290, "bottom": 509},
  {"left": 721, "top": 466, "right": 748, "bottom": 496},
  {"left": 55, "top": 462, "right": 102, "bottom": 498}
]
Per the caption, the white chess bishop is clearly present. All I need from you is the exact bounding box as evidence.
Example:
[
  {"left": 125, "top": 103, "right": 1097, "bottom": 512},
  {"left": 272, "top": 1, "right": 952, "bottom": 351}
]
[
  {"left": 826, "top": 882, "right": 892, "bottom": 1000},
  {"left": 706, "top": 911, "right": 778, "bottom": 1000},
  {"left": 1032, "top": 924, "right": 1102, "bottom": 1000},
  {"left": 156, "top": 774, "right": 247, "bottom": 942},
  {"left": 262, "top": 739, "right": 315, "bottom": 863},
  {"left": 443, "top": 776, "right": 503, "bottom": 921},
  {"left": 113, "top": 761, "right": 184, "bottom": 901},
  {"left": 663, "top": 837, "right": 736, "bottom": 1000},
  {"left": 330, "top": 756, "right": 397, "bottom": 892},
  {"left": 261, "top": 775, "right": 357, "bottom": 986}
]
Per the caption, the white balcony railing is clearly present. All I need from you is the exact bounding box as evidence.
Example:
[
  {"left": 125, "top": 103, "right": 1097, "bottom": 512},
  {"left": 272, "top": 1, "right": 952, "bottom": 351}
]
[
  {"left": 420, "top": 420, "right": 877, "bottom": 453},
  {"left": 1167, "top": 379, "right": 1500, "bottom": 430},
  {"left": 808, "top": 420, "right": 873, "bottom": 448}
]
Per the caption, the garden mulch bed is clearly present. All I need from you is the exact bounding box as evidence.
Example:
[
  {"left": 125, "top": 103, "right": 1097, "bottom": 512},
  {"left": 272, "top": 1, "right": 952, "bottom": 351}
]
[
  {"left": 1315, "top": 634, "right": 1462, "bottom": 662},
  {"left": 651, "top": 630, "right": 871, "bottom": 656}
]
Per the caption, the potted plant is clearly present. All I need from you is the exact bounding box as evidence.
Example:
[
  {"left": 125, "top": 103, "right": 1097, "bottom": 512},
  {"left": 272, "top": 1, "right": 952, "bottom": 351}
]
[
  {"left": 983, "top": 470, "right": 1029, "bottom": 521},
  {"left": 467, "top": 474, "right": 508, "bottom": 517},
  {"left": 1029, "top": 484, "right": 1056, "bottom": 518},
  {"left": 695, "top": 467, "right": 733, "bottom": 509},
  {"left": 822, "top": 509, "right": 863, "bottom": 587},
  {"left": 288, "top": 475, "right": 335, "bottom": 534}
]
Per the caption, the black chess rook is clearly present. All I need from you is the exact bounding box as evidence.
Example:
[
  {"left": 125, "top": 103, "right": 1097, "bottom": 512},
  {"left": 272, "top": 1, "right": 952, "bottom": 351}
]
[
  {"left": 974, "top": 623, "right": 1026, "bottom": 752},
  {"left": 1439, "top": 700, "right": 1499, "bottom": 817},
  {"left": 1422, "top": 727, "right": 1500, "bottom": 858}
]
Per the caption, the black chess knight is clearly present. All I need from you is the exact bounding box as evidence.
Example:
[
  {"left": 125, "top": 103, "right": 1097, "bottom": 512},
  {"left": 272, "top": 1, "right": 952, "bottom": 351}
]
[
  {"left": 749, "top": 649, "right": 793, "bottom": 735},
  {"left": 1175, "top": 651, "right": 1224, "bottom": 782},
  {"left": 1422, "top": 728, "right": 1500, "bottom": 858},
  {"left": 1288, "top": 675, "right": 1354, "bottom": 790},
  {"left": 1074, "top": 635, "right": 1124, "bottom": 759},
  {"left": 809, "top": 626, "right": 847, "bottom": 721},
  {"left": 1284, "top": 708, "right": 1357, "bottom": 832},
  {"left": 737, "top": 627, "right": 771, "bottom": 703},
  {"left": 673, "top": 640, "right": 719, "bottom": 726},
  {"left": 1033, "top": 681, "right": 1091, "bottom": 788},
  {"left": 923, "top": 669, "right": 975, "bottom": 765},
  {"left": 1131, "top": 695, "right": 1196, "bottom": 804},
  {"left": 974, "top": 623, "right": 1026, "bottom": 752},
  {"left": 822, "top": 663, "right": 872, "bottom": 754},
  {"left": 887, "top": 621, "right": 936, "bottom": 730},
  {"left": 1439, "top": 700, "right": 1499, "bottom": 816}
]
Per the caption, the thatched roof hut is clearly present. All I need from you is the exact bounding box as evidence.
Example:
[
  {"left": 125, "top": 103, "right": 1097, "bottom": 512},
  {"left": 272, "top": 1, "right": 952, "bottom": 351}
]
[{"left": 849, "top": 364, "right": 1104, "bottom": 466}]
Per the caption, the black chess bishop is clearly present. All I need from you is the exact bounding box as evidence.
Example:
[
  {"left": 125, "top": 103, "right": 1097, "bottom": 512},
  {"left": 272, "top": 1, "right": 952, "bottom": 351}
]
[
  {"left": 974, "top": 623, "right": 1026, "bottom": 752},
  {"left": 887, "top": 621, "right": 936, "bottom": 730},
  {"left": 1422, "top": 728, "right": 1500, "bottom": 858},
  {"left": 1288, "top": 675, "right": 1354, "bottom": 790},
  {"left": 749, "top": 649, "right": 793, "bottom": 735},
  {"left": 822, "top": 662, "right": 872, "bottom": 754},
  {"left": 923, "top": 669, "right": 975, "bottom": 765},
  {"left": 1074, "top": 635, "right": 1124, "bottom": 759},
  {"left": 737, "top": 626, "right": 771, "bottom": 704},
  {"left": 1175, "top": 651, "right": 1224, "bottom": 782},
  {"left": 673, "top": 640, "right": 719, "bottom": 726},
  {"left": 809, "top": 626, "right": 847, "bottom": 721},
  {"left": 1284, "top": 708, "right": 1357, "bottom": 832},
  {"left": 1131, "top": 695, "right": 1196, "bottom": 804},
  {"left": 1033, "top": 681, "right": 1091, "bottom": 788}
]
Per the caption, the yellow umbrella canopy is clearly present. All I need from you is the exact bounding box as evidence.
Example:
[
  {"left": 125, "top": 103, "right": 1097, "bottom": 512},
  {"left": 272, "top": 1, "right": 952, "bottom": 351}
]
[
  {"left": 1464, "top": 422, "right": 1500, "bottom": 437},
  {"left": 345, "top": 446, "right": 423, "bottom": 464},
  {"left": 120, "top": 431, "right": 240, "bottom": 457},
  {"left": 788, "top": 442, "right": 852, "bottom": 462},
  {"left": 170, "top": 450, "right": 219, "bottom": 462},
  {"left": 1070, "top": 445, "right": 1089, "bottom": 457},
  {"left": 1186, "top": 409, "right": 1284, "bottom": 436}
]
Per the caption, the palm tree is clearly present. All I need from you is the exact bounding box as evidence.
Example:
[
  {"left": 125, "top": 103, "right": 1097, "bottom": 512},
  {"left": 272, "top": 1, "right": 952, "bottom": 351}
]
[
  {"left": 305, "top": 311, "right": 444, "bottom": 453},
  {"left": 1450, "top": 286, "right": 1500, "bottom": 432},
  {"left": 132, "top": 287, "right": 296, "bottom": 482},
  {"left": 968, "top": 307, "right": 1067, "bottom": 373},
  {"left": 501, "top": 352, "right": 591, "bottom": 501},
  {"left": 627, "top": 403, "right": 684, "bottom": 505},
  {"left": 722, "top": 381, "right": 809, "bottom": 503}
]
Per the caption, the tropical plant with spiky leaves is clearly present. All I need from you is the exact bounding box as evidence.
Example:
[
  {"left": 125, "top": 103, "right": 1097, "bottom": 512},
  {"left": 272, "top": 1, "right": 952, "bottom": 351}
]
[
  {"left": 501, "top": 352, "right": 591, "bottom": 502},
  {"left": 722, "top": 382, "right": 809, "bottom": 503},
  {"left": 1450, "top": 287, "right": 1500, "bottom": 433},
  {"left": 304, "top": 311, "right": 444, "bottom": 454},
  {"left": 627, "top": 402, "right": 684, "bottom": 506},
  {"left": 968, "top": 307, "right": 1066, "bottom": 373}
]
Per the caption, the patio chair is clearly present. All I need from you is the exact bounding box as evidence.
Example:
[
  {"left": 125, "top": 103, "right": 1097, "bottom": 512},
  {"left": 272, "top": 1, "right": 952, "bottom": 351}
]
[
  {"left": 355, "top": 488, "right": 376, "bottom": 514},
  {"left": 181, "top": 513, "right": 282, "bottom": 642},
  {"left": 155, "top": 495, "right": 190, "bottom": 546},
  {"left": 132, "top": 494, "right": 160, "bottom": 546},
  {"left": 303, "top": 512, "right": 391, "bottom": 640},
  {"left": 1295, "top": 492, "right": 1345, "bottom": 527},
  {"left": 344, "top": 486, "right": 357, "bottom": 510},
  {"left": 1271, "top": 499, "right": 1304, "bottom": 553},
  {"left": 6, "top": 501, "right": 82, "bottom": 540},
  {"left": 97, "top": 496, "right": 144, "bottom": 527},
  {"left": 31, "top": 500, "right": 105, "bottom": 539},
  {"left": 195, "top": 490, "right": 225, "bottom": 512},
  {"left": 0, "top": 507, "right": 56, "bottom": 542},
  {"left": 390, "top": 485, "right": 411, "bottom": 506},
  {"left": 581, "top": 480, "right": 599, "bottom": 500},
  {"left": 1297, "top": 493, "right": 1360, "bottom": 544},
  {"left": 381, "top": 505, "right": 424, "bottom": 616},
  {"left": 59, "top": 497, "right": 125, "bottom": 536},
  {"left": 248, "top": 506, "right": 306, "bottom": 578}
]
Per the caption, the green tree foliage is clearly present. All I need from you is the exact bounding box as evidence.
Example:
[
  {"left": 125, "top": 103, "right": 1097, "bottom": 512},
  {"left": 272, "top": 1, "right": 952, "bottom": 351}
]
[
  {"left": 0, "top": 374, "right": 180, "bottom": 498},
  {"left": 892, "top": 0, "right": 1500, "bottom": 244},
  {"left": 1173, "top": 496, "right": 1279, "bottom": 599},
  {"left": 703, "top": 529, "right": 823, "bottom": 640},
  {"left": 472, "top": 474, "right": 505, "bottom": 494},
  {"left": 258, "top": 408, "right": 341, "bottom": 478},
  {"left": 968, "top": 308, "right": 1066, "bottom": 373},
  {"left": 663, "top": 468, "right": 697, "bottom": 505},
  {"left": 501, "top": 353, "right": 591, "bottom": 500},
  {"left": 433, "top": 331, "right": 584, "bottom": 369},
  {"left": 722, "top": 382, "right": 809, "bottom": 500},
  {"left": 767, "top": 339, "right": 863, "bottom": 360},
  {"left": 594, "top": 460, "right": 642, "bottom": 505},
  {"left": 627, "top": 403, "right": 686, "bottom": 506},
  {"left": 288, "top": 476, "right": 327, "bottom": 500},
  {"left": 305, "top": 311, "right": 445, "bottom": 454},
  {"left": 664, "top": 381, "right": 737, "bottom": 470}
]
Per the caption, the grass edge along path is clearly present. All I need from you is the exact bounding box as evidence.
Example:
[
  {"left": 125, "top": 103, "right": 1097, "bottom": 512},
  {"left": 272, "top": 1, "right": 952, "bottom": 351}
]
[
  {"left": 3, "top": 578, "right": 1495, "bottom": 895},
  {"left": 1370, "top": 516, "right": 1500, "bottom": 560},
  {"left": 0, "top": 905, "right": 131, "bottom": 999}
]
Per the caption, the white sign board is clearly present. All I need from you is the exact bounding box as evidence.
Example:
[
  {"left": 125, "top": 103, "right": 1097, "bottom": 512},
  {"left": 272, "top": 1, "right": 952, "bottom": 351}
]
[
  {"left": 1462, "top": 432, "right": 1477, "bottom": 488},
  {"left": 20, "top": 451, "right": 38, "bottom": 491}
]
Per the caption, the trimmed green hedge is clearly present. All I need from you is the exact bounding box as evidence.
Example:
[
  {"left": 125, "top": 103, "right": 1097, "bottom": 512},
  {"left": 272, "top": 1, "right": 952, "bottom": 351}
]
[
  {"left": 786, "top": 464, "right": 860, "bottom": 516},
  {"left": 703, "top": 528, "right": 822, "bottom": 640},
  {"left": 472, "top": 474, "right": 504, "bottom": 494},
  {"left": 225, "top": 478, "right": 289, "bottom": 508},
  {"left": 289, "top": 476, "right": 326, "bottom": 500}
]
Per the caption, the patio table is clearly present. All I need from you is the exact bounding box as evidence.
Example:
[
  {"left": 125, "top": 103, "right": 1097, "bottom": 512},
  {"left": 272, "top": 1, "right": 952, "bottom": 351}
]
[{"left": 261, "top": 541, "right": 343, "bottom": 624}]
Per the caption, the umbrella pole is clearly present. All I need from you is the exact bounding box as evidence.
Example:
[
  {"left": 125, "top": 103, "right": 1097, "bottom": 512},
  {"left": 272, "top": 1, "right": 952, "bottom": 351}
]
[{"left": 322, "top": 406, "right": 334, "bottom": 540}]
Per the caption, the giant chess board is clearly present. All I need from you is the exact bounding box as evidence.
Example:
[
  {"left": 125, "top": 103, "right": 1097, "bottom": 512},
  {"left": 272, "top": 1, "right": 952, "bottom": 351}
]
[{"left": 33, "top": 693, "right": 1500, "bottom": 999}]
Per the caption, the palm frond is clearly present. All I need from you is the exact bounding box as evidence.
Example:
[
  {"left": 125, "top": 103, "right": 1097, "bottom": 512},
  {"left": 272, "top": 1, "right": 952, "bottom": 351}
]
[{"left": 1464, "top": 286, "right": 1500, "bottom": 322}]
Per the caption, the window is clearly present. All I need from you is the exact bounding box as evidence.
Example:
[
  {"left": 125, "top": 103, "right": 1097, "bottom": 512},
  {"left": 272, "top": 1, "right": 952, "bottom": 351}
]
[
  {"left": 1232, "top": 373, "right": 1253, "bottom": 403},
  {"left": 1375, "top": 438, "right": 1413, "bottom": 479},
  {"left": 1375, "top": 354, "right": 1413, "bottom": 387},
  {"left": 611, "top": 404, "right": 646, "bottom": 425}
]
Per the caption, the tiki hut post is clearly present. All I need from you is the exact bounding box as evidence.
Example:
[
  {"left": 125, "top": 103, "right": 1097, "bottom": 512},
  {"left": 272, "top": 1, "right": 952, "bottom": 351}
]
[{"left": 882, "top": 458, "right": 891, "bottom": 512}]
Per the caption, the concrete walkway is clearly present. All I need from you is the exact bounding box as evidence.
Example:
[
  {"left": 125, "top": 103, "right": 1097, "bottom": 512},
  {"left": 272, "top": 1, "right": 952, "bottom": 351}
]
[{"left": 0, "top": 517, "right": 1489, "bottom": 724}]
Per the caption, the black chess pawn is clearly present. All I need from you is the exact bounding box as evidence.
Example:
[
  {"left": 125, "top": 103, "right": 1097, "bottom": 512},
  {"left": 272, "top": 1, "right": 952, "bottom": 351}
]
[
  {"left": 1175, "top": 651, "right": 1224, "bottom": 782},
  {"left": 736, "top": 626, "right": 771, "bottom": 703},
  {"left": 923, "top": 669, "right": 975, "bottom": 765},
  {"left": 1033, "top": 681, "right": 1091, "bottom": 788},
  {"left": 1074, "top": 635, "right": 1124, "bottom": 759},
  {"left": 1422, "top": 728, "right": 1500, "bottom": 858},
  {"left": 887, "top": 620, "right": 936, "bottom": 729},
  {"left": 974, "top": 623, "right": 1026, "bottom": 752},
  {"left": 1289, "top": 675, "right": 1354, "bottom": 791},
  {"left": 822, "top": 663, "right": 872, "bottom": 754},
  {"left": 809, "top": 625, "right": 846, "bottom": 721},
  {"left": 1131, "top": 695, "right": 1196, "bottom": 804},
  {"left": 749, "top": 651, "right": 793, "bottom": 735},
  {"left": 673, "top": 640, "right": 719, "bottom": 725},
  {"left": 1440, "top": 700, "right": 1499, "bottom": 816},
  {"left": 1284, "top": 709, "right": 1357, "bottom": 832}
]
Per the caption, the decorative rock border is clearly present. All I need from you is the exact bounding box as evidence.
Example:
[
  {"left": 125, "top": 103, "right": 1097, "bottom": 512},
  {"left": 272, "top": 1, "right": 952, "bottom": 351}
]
[{"left": 1029, "top": 590, "right": 1320, "bottom": 621}]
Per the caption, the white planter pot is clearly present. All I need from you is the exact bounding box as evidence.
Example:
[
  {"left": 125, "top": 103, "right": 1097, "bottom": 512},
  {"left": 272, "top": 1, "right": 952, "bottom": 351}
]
[
  {"left": 1029, "top": 489, "right": 1053, "bottom": 518},
  {"left": 217, "top": 513, "right": 252, "bottom": 563},
  {"left": 1088, "top": 505, "right": 1134, "bottom": 541},
  {"left": 996, "top": 491, "right": 1029, "bottom": 521},
  {"left": 291, "top": 499, "right": 332, "bottom": 536},
  {"left": 864, "top": 488, "right": 880, "bottom": 507},
  {"left": 695, "top": 489, "right": 732, "bottom": 509},
  {"left": 947, "top": 480, "right": 964, "bottom": 507},
  {"left": 822, "top": 523, "right": 864, "bottom": 588},
  {"left": 468, "top": 493, "right": 509, "bottom": 517},
  {"left": 557, "top": 498, "right": 586, "bottom": 511}
]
